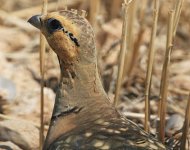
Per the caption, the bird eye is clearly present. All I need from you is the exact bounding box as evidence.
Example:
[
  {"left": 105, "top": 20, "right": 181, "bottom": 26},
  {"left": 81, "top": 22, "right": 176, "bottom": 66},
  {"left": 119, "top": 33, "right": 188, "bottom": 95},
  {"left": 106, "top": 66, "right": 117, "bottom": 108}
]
[{"left": 47, "top": 18, "right": 63, "bottom": 33}]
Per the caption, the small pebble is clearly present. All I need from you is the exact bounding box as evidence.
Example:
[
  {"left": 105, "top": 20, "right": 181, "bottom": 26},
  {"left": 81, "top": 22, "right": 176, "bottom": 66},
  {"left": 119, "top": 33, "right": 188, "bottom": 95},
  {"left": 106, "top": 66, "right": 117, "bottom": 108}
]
[
  {"left": 0, "top": 76, "right": 16, "bottom": 101},
  {"left": 165, "top": 114, "right": 184, "bottom": 136}
]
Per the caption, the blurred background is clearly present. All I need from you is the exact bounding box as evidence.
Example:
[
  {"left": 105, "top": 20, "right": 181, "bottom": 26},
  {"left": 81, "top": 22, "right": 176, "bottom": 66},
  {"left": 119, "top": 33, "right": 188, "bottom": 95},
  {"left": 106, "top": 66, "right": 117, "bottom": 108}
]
[{"left": 0, "top": 0, "right": 190, "bottom": 149}]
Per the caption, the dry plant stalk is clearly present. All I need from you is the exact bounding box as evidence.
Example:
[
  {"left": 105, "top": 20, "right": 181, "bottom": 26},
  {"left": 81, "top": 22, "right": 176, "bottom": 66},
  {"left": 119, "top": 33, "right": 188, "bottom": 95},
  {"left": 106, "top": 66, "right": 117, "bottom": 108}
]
[
  {"left": 169, "top": 87, "right": 189, "bottom": 96},
  {"left": 39, "top": 0, "right": 47, "bottom": 149},
  {"left": 123, "top": 112, "right": 158, "bottom": 120},
  {"left": 111, "top": 0, "right": 122, "bottom": 18},
  {"left": 168, "top": 103, "right": 184, "bottom": 116},
  {"left": 122, "top": 0, "right": 137, "bottom": 79},
  {"left": 89, "top": 0, "right": 100, "bottom": 28},
  {"left": 158, "top": 0, "right": 184, "bottom": 118},
  {"left": 144, "top": 0, "right": 159, "bottom": 132},
  {"left": 114, "top": 1, "right": 130, "bottom": 106},
  {"left": 125, "top": 0, "right": 147, "bottom": 88},
  {"left": 180, "top": 94, "right": 190, "bottom": 150},
  {"left": 158, "top": 10, "right": 174, "bottom": 143},
  {"left": 126, "top": 31, "right": 145, "bottom": 89},
  {"left": 139, "top": 0, "right": 148, "bottom": 23},
  {"left": 173, "top": 0, "right": 184, "bottom": 36}
]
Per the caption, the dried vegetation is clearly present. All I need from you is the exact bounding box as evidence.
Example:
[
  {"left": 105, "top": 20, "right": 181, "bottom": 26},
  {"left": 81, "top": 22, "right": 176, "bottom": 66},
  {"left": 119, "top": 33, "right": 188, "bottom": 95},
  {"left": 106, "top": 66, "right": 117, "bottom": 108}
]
[{"left": 0, "top": 0, "right": 190, "bottom": 149}]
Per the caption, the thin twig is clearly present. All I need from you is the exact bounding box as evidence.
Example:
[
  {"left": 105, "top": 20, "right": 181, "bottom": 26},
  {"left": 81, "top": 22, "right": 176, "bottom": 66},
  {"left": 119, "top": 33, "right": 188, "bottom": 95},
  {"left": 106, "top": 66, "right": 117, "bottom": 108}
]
[
  {"left": 39, "top": 0, "right": 47, "bottom": 149},
  {"left": 126, "top": 29, "right": 145, "bottom": 89},
  {"left": 139, "top": 0, "right": 148, "bottom": 23},
  {"left": 144, "top": 0, "right": 159, "bottom": 132},
  {"left": 122, "top": 112, "right": 159, "bottom": 120},
  {"left": 159, "top": 10, "right": 174, "bottom": 143},
  {"left": 169, "top": 87, "right": 189, "bottom": 96},
  {"left": 173, "top": 0, "right": 184, "bottom": 36},
  {"left": 158, "top": 0, "right": 183, "bottom": 119},
  {"left": 125, "top": 0, "right": 147, "bottom": 88},
  {"left": 114, "top": 1, "right": 129, "bottom": 106},
  {"left": 89, "top": 0, "right": 100, "bottom": 28},
  {"left": 180, "top": 93, "right": 190, "bottom": 150},
  {"left": 122, "top": 0, "right": 137, "bottom": 79}
]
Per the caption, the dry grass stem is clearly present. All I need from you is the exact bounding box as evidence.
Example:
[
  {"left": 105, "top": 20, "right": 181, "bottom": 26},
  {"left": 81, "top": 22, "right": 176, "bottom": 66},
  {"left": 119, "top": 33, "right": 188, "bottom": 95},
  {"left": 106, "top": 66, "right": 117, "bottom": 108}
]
[
  {"left": 39, "top": 34, "right": 45, "bottom": 150},
  {"left": 131, "top": 29, "right": 145, "bottom": 71},
  {"left": 173, "top": 0, "right": 184, "bottom": 36},
  {"left": 180, "top": 94, "right": 190, "bottom": 150},
  {"left": 125, "top": 0, "right": 147, "bottom": 88},
  {"left": 139, "top": 0, "right": 148, "bottom": 23},
  {"left": 158, "top": 10, "right": 174, "bottom": 143},
  {"left": 122, "top": 0, "right": 137, "bottom": 79},
  {"left": 144, "top": 0, "right": 159, "bottom": 132},
  {"left": 123, "top": 112, "right": 159, "bottom": 120},
  {"left": 114, "top": 1, "right": 129, "bottom": 106},
  {"left": 39, "top": 0, "right": 47, "bottom": 149},
  {"left": 168, "top": 104, "right": 185, "bottom": 116},
  {"left": 169, "top": 87, "right": 190, "bottom": 96},
  {"left": 126, "top": 28, "right": 145, "bottom": 89},
  {"left": 89, "top": 0, "right": 100, "bottom": 28}
]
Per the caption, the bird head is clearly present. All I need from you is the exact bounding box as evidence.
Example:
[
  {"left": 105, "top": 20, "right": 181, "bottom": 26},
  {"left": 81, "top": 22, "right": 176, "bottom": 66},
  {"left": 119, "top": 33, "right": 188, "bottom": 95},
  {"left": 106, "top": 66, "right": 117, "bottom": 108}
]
[{"left": 28, "top": 10, "right": 96, "bottom": 65}]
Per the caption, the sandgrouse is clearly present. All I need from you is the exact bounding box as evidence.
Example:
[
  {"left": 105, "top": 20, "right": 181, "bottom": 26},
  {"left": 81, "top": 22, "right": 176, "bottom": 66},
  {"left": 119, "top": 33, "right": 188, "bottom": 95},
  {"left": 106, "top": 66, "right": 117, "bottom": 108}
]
[{"left": 28, "top": 10, "right": 167, "bottom": 150}]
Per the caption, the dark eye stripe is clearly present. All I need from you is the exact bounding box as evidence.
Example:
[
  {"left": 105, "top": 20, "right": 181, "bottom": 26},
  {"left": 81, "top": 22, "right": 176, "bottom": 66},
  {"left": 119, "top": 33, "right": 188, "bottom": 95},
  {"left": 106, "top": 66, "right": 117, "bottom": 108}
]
[
  {"left": 69, "top": 33, "right": 73, "bottom": 36},
  {"left": 62, "top": 29, "right": 80, "bottom": 47},
  {"left": 70, "top": 36, "right": 80, "bottom": 47}
]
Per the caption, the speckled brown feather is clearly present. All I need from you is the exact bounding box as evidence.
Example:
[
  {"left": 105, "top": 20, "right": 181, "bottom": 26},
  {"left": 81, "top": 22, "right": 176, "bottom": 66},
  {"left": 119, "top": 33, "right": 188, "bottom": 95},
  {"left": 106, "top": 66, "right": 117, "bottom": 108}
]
[{"left": 28, "top": 10, "right": 168, "bottom": 150}]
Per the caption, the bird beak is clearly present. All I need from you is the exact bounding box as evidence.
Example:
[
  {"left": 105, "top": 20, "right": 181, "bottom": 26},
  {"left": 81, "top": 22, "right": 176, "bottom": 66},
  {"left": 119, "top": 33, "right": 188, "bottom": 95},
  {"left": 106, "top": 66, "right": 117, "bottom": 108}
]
[{"left": 28, "top": 15, "right": 42, "bottom": 29}]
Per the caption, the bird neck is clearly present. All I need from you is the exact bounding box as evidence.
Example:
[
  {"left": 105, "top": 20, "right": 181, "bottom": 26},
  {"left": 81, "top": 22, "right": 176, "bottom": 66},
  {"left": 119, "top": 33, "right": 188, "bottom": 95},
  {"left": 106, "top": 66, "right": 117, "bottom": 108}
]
[
  {"left": 59, "top": 59, "right": 104, "bottom": 100},
  {"left": 52, "top": 59, "right": 115, "bottom": 120},
  {"left": 44, "top": 59, "right": 117, "bottom": 149}
]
